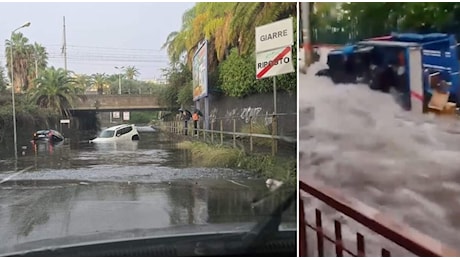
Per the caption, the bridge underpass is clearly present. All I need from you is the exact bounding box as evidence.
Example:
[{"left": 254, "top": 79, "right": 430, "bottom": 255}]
[
  {"left": 69, "top": 95, "right": 174, "bottom": 130},
  {"left": 71, "top": 94, "right": 170, "bottom": 112}
]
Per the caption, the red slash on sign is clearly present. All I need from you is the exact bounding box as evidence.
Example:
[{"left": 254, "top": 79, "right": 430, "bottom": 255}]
[{"left": 256, "top": 46, "right": 291, "bottom": 79}]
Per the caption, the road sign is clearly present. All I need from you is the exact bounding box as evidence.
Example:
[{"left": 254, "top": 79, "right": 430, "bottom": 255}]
[
  {"left": 256, "top": 46, "right": 294, "bottom": 79},
  {"left": 256, "top": 17, "right": 293, "bottom": 53},
  {"left": 193, "top": 41, "right": 208, "bottom": 101},
  {"left": 123, "top": 112, "right": 130, "bottom": 121}
]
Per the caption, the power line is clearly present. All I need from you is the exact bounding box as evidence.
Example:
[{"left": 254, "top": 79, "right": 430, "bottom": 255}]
[
  {"left": 0, "top": 44, "right": 165, "bottom": 53},
  {"left": 67, "top": 44, "right": 164, "bottom": 52}
]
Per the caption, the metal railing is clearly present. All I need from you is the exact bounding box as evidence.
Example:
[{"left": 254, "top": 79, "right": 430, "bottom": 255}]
[
  {"left": 299, "top": 178, "right": 460, "bottom": 257},
  {"left": 161, "top": 113, "right": 296, "bottom": 156}
]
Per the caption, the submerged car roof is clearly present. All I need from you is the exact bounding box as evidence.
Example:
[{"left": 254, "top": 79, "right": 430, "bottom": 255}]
[{"left": 103, "top": 124, "right": 134, "bottom": 131}]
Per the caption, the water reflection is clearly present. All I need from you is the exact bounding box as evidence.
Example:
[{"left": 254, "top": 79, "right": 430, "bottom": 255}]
[
  {"left": 0, "top": 132, "right": 191, "bottom": 173},
  {"left": 31, "top": 141, "right": 64, "bottom": 156},
  {"left": 0, "top": 129, "right": 294, "bottom": 255},
  {"left": 0, "top": 180, "right": 295, "bottom": 254},
  {"left": 92, "top": 141, "right": 139, "bottom": 152}
]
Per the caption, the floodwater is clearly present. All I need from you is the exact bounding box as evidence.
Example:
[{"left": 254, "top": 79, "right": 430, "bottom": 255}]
[
  {"left": 299, "top": 48, "right": 460, "bottom": 256},
  {"left": 0, "top": 128, "right": 295, "bottom": 255}
]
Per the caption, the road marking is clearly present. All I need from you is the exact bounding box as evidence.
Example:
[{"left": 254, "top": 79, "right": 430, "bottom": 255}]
[
  {"left": 227, "top": 180, "right": 250, "bottom": 188},
  {"left": 0, "top": 166, "right": 33, "bottom": 184}
]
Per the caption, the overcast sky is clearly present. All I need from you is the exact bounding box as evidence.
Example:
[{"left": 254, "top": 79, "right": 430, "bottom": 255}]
[{"left": 0, "top": 2, "right": 195, "bottom": 80}]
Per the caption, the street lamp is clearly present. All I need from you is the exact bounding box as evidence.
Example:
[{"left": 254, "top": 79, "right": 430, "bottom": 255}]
[
  {"left": 10, "top": 21, "right": 31, "bottom": 162},
  {"left": 114, "top": 66, "right": 124, "bottom": 94}
]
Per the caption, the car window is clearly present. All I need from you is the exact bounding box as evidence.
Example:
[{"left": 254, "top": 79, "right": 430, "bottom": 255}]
[
  {"left": 117, "top": 126, "right": 132, "bottom": 136},
  {"left": 100, "top": 130, "right": 115, "bottom": 138}
]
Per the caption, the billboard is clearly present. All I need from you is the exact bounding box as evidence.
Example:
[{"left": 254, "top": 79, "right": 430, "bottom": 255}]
[{"left": 193, "top": 41, "right": 208, "bottom": 101}]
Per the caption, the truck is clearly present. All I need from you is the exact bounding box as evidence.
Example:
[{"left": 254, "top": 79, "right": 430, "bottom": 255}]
[{"left": 317, "top": 33, "right": 460, "bottom": 113}]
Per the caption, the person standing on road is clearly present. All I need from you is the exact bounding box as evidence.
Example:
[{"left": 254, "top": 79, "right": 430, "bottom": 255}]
[{"left": 192, "top": 110, "right": 200, "bottom": 136}]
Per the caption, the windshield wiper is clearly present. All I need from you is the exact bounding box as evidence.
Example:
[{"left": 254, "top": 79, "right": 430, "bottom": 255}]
[{"left": 239, "top": 186, "right": 296, "bottom": 253}]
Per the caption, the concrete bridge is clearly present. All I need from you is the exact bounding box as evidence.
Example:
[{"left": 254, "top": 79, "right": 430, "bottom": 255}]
[{"left": 71, "top": 94, "right": 169, "bottom": 111}]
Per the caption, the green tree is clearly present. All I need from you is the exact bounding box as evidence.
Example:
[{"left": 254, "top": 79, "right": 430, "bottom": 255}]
[
  {"left": 5, "top": 32, "right": 32, "bottom": 93},
  {"left": 163, "top": 3, "right": 296, "bottom": 69},
  {"left": 162, "top": 2, "right": 297, "bottom": 100},
  {"left": 231, "top": 3, "right": 296, "bottom": 55},
  {"left": 160, "top": 62, "right": 192, "bottom": 109},
  {"left": 313, "top": 3, "right": 460, "bottom": 44},
  {"left": 28, "top": 42, "right": 48, "bottom": 88},
  {"left": 91, "top": 73, "right": 109, "bottom": 95},
  {"left": 0, "top": 66, "right": 8, "bottom": 93},
  {"left": 73, "top": 73, "right": 91, "bottom": 93},
  {"left": 124, "top": 66, "right": 139, "bottom": 80},
  {"left": 29, "top": 67, "right": 81, "bottom": 118}
]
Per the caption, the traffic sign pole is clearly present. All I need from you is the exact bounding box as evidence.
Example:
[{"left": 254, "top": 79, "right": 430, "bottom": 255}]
[{"left": 273, "top": 77, "right": 277, "bottom": 115}]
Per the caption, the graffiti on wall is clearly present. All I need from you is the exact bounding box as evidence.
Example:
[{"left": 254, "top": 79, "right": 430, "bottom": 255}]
[
  {"left": 224, "top": 108, "right": 238, "bottom": 123},
  {"left": 210, "top": 106, "right": 275, "bottom": 126},
  {"left": 240, "top": 107, "right": 262, "bottom": 123},
  {"left": 209, "top": 108, "right": 218, "bottom": 124},
  {"left": 264, "top": 111, "right": 273, "bottom": 126}
]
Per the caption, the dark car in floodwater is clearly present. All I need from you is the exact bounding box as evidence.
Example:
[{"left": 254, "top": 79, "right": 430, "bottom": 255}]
[{"left": 32, "top": 129, "right": 64, "bottom": 143}]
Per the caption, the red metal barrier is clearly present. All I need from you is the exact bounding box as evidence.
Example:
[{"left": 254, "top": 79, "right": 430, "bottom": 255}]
[{"left": 299, "top": 178, "right": 460, "bottom": 257}]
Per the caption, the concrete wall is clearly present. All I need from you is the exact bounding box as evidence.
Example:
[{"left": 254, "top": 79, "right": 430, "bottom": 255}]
[
  {"left": 193, "top": 91, "right": 297, "bottom": 139},
  {"left": 73, "top": 95, "right": 161, "bottom": 111}
]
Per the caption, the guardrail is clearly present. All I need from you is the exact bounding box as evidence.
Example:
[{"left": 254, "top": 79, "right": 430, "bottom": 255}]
[
  {"left": 161, "top": 113, "right": 296, "bottom": 156},
  {"left": 299, "top": 179, "right": 460, "bottom": 257}
]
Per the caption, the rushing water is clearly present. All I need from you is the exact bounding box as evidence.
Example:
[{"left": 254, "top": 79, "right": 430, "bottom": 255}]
[
  {"left": 300, "top": 47, "right": 460, "bottom": 256},
  {"left": 0, "top": 127, "right": 295, "bottom": 255}
]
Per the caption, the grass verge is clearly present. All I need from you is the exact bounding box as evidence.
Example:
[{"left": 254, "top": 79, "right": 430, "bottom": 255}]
[{"left": 177, "top": 141, "right": 296, "bottom": 183}]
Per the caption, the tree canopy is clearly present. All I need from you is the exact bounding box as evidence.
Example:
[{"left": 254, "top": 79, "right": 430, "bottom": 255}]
[
  {"left": 311, "top": 2, "right": 460, "bottom": 44},
  {"left": 161, "top": 2, "right": 297, "bottom": 106}
]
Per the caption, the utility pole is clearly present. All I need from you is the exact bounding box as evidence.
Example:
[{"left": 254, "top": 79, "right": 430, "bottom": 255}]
[
  {"left": 62, "top": 16, "right": 67, "bottom": 71},
  {"left": 301, "top": 2, "right": 312, "bottom": 74},
  {"left": 35, "top": 49, "right": 38, "bottom": 80},
  {"left": 115, "top": 66, "right": 125, "bottom": 94}
]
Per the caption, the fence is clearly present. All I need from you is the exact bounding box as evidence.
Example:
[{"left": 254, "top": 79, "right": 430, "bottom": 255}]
[
  {"left": 299, "top": 178, "right": 460, "bottom": 257},
  {"left": 160, "top": 113, "right": 296, "bottom": 156}
]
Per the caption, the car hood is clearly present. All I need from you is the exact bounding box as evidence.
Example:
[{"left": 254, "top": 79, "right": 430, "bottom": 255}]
[{"left": 1, "top": 222, "right": 295, "bottom": 256}]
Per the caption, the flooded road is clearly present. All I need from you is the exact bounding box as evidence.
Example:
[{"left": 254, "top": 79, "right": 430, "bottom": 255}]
[
  {"left": 0, "top": 128, "right": 294, "bottom": 255},
  {"left": 299, "top": 48, "right": 460, "bottom": 255}
]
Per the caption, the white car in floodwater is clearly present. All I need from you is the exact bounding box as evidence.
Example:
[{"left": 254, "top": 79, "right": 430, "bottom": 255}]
[{"left": 90, "top": 124, "right": 140, "bottom": 143}]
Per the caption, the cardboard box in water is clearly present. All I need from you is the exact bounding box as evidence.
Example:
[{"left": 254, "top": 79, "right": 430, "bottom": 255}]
[
  {"left": 444, "top": 102, "right": 457, "bottom": 114},
  {"left": 428, "top": 90, "right": 450, "bottom": 111}
]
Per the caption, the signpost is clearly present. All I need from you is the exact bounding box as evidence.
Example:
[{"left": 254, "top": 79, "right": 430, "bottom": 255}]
[
  {"left": 256, "top": 46, "right": 294, "bottom": 79},
  {"left": 256, "top": 17, "right": 294, "bottom": 156},
  {"left": 255, "top": 17, "right": 295, "bottom": 114},
  {"left": 60, "top": 119, "right": 70, "bottom": 133},
  {"left": 123, "top": 111, "right": 130, "bottom": 121},
  {"left": 256, "top": 17, "right": 294, "bottom": 53}
]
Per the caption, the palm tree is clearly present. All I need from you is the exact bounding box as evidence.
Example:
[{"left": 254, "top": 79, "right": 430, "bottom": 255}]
[
  {"left": 73, "top": 73, "right": 91, "bottom": 93},
  {"left": 163, "top": 2, "right": 296, "bottom": 68},
  {"left": 91, "top": 73, "right": 108, "bottom": 95},
  {"left": 5, "top": 32, "right": 33, "bottom": 93},
  {"left": 124, "top": 66, "right": 139, "bottom": 80},
  {"left": 231, "top": 2, "right": 296, "bottom": 56},
  {"left": 0, "top": 66, "right": 7, "bottom": 92},
  {"left": 28, "top": 42, "right": 48, "bottom": 89},
  {"left": 29, "top": 67, "right": 80, "bottom": 118}
]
